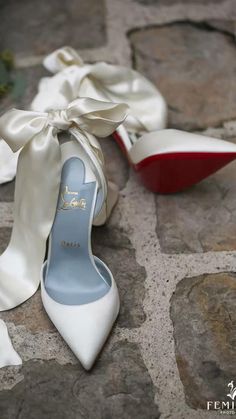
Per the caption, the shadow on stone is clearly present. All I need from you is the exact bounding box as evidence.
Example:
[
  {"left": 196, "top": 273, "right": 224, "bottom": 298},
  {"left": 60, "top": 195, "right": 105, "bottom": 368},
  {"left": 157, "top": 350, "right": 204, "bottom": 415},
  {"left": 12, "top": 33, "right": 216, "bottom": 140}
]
[
  {"left": 93, "top": 225, "right": 147, "bottom": 328},
  {"left": 0, "top": 341, "right": 159, "bottom": 419}
]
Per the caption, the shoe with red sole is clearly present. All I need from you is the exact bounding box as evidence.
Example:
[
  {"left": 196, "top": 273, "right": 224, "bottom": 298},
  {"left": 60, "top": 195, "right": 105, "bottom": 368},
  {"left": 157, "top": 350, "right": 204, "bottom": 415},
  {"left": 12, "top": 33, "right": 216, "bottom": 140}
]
[
  {"left": 114, "top": 127, "right": 236, "bottom": 193},
  {"left": 30, "top": 46, "right": 236, "bottom": 194}
]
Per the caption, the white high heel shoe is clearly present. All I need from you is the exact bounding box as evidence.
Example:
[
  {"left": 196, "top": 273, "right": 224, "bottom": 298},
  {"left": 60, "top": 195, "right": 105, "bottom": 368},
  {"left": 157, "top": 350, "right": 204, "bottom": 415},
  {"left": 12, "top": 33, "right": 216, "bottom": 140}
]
[
  {"left": 41, "top": 140, "right": 120, "bottom": 370},
  {"left": 0, "top": 98, "right": 128, "bottom": 318}
]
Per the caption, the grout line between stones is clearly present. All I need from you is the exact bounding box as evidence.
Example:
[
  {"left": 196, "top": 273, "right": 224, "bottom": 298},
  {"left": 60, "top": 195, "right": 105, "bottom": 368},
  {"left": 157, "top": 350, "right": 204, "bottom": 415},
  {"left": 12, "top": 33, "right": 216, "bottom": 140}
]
[
  {"left": 115, "top": 171, "right": 236, "bottom": 418},
  {"left": 14, "top": 0, "right": 235, "bottom": 68}
]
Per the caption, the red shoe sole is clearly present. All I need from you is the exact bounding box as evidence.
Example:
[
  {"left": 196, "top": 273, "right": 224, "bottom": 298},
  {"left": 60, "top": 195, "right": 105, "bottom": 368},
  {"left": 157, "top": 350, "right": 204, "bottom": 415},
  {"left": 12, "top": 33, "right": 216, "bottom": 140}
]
[{"left": 113, "top": 132, "right": 236, "bottom": 193}]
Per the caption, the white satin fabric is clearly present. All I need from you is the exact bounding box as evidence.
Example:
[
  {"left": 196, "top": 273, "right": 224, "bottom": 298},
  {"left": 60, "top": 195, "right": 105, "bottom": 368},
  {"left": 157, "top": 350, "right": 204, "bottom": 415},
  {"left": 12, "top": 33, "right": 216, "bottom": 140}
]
[
  {"left": 30, "top": 47, "right": 168, "bottom": 193},
  {"left": 0, "top": 46, "right": 167, "bottom": 185},
  {"left": 31, "top": 46, "right": 167, "bottom": 133},
  {"left": 0, "top": 142, "right": 20, "bottom": 183},
  {"left": 0, "top": 319, "right": 22, "bottom": 367},
  {"left": 0, "top": 98, "right": 128, "bottom": 311}
]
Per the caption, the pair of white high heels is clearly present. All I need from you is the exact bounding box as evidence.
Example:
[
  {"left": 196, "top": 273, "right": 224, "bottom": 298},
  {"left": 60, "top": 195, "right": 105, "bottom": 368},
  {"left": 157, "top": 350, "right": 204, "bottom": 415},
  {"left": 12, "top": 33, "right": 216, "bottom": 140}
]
[{"left": 0, "top": 47, "right": 236, "bottom": 370}]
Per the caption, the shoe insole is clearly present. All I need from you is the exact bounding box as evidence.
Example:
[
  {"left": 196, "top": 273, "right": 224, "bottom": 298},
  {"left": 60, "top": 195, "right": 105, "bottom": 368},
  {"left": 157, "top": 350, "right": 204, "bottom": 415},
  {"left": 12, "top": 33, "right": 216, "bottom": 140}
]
[{"left": 45, "top": 157, "right": 111, "bottom": 305}]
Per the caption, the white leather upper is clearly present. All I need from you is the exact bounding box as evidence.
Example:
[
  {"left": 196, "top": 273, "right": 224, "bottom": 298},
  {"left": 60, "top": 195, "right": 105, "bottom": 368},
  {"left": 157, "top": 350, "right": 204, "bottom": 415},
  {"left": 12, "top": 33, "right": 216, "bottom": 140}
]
[
  {"left": 128, "top": 129, "right": 236, "bottom": 165},
  {"left": 41, "top": 260, "right": 120, "bottom": 370}
]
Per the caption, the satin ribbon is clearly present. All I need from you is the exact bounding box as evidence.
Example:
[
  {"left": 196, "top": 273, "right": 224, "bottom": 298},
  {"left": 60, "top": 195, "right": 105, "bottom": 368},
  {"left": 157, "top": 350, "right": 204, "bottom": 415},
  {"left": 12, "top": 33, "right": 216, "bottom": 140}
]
[
  {"left": 31, "top": 46, "right": 167, "bottom": 133},
  {"left": 0, "top": 46, "right": 167, "bottom": 185},
  {"left": 0, "top": 98, "right": 128, "bottom": 311}
]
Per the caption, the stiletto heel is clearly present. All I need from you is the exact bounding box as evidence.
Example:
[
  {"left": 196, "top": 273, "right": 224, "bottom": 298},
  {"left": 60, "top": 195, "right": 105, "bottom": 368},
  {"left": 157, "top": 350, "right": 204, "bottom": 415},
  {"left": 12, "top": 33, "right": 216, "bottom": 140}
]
[{"left": 31, "top": 46, "right": 236, "bottom": 193}]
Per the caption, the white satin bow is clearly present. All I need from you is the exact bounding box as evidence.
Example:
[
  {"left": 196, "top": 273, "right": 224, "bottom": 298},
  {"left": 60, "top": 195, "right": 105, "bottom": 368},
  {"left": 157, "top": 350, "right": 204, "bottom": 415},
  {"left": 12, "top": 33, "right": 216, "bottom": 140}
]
[
  {"left": 0, "top": 98, "right": 128, "bottom": 311},
  {"left": 32, "top": 46, "right": 167, "bottom": 133},
  {"left": 0, "top": 46, "right": 167, "bottom": 185}
]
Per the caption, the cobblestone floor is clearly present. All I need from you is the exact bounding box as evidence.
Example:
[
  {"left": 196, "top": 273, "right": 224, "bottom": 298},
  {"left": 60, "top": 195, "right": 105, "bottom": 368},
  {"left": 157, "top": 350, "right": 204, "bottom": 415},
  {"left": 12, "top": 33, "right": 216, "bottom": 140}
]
[{"left": 0, "top": 0, "right": 236, "bottom": 418}]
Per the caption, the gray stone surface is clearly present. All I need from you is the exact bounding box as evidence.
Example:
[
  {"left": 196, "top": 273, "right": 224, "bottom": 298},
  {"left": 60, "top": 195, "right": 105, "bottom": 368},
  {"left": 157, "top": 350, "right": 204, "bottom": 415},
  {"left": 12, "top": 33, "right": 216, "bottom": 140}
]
[
  {"left": 0, "top": 341, "right": 159, "bottom": 419},
  {"left": 134, "top": 0, "right": 225, "bottom": 4},
  {"left": 1, "top": 291, "right": 54, "bottom": 333},
  {"left": 170, "top": 272, "right": 236, "bottom": 410},
  {"left": 1, "top": 1, "right": 236, "bottom": 417},
  {"left": 0, "top": 227, "right": 11, "bottom": 254},
  {"left": 100, "top": 136, "right": 130, "bottom": 190},
  {"left": 206, "top": 19, "right": 236, "bottom": 35},
  {"left": 93, "top": 224, "right": 147, "bottom": 328},
  {"left": 155, "top": 157, "right": 236, "bottom": 253},
  {"left": 130, "top": 22, "right": 236, "bottom": 130},
  {"left": 0, "top": 65, "right": 48, "bottom": 114},
  {"left": 0, "top": 181, "right": 15, "bottom": 202},
  {"left": 0, "top": 0, "right": 106, "bottom": 56}
]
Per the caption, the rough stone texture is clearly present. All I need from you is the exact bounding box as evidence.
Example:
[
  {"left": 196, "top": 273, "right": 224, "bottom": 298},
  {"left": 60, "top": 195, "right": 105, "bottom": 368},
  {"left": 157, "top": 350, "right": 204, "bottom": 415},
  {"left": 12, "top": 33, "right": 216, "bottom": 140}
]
[
  {"left": 1, "top": 1, "right": 236, "bottom": 417},
  {"left": 0, "top": 181, "right": 15, "bottom": 202},
  {"left": 0, "top": 0, "right": 106, "bottom": 56},
  {"left": 93, "top": 224, "right": 146, "bottom": 328},
  {"left": 207, "top": 20, "right": 236, "bottom": 36},
  {"left": 100, "top": 136, "right": 130, "bottom": 190},
  {"left": 0, "top": 203, "right": 13, "bottom": 228},
  {"left": 170, "top": 272, "right": 236, "bottom": 409},
  {"left": 0, "top": 227, "right": 11, "bottom": 254},
  {"left": 134, "top": 0, "right": 225, "bottom": 4},
  {"left": 1, "top": 291, "right": 54, "bottom": 333},
  {"left": 0, "top": 365, "right": 23, "bottom": 392},
  {"left": 0, "top": 341, "right": 159, "bottom": 419},
  {"left": 130, "top": 22, "right": 236, "bottom": 130},
  {"left": 0, "top": 65, "right": 48, "bottom": 115},
  {"left": 155, "top": 135, "right": 236, "bottom": 253}
]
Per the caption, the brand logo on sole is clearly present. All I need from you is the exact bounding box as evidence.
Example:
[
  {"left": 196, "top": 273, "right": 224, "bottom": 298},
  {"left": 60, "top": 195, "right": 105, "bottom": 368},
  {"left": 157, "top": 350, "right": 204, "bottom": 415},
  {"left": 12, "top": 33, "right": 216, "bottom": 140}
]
[{"left": 58, "top": 186, "right": 86, "bottom": 211}]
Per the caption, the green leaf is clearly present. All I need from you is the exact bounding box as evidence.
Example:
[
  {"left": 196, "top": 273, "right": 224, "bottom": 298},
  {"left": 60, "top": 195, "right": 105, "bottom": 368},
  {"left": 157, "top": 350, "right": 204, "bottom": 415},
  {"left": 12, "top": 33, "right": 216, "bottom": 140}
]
[
  {"left": 0, "top": 84, "right": 10, "bottom": 98},
  {"left": 0, "top": 50, "right": 14, "bottom": 70}
]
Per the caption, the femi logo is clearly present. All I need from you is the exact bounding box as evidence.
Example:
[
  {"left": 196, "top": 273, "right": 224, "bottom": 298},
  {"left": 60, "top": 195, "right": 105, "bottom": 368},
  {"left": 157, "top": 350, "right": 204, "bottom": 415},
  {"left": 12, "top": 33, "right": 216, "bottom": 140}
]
[
  {"left": 207, "top": 380, "right": 236, "bottom": 413},
  {"left": 58, "top": 185, "right": 86, "bottom": 211},
  {"left": 227, "top": 381, "right": 236, "bottom": 401}
]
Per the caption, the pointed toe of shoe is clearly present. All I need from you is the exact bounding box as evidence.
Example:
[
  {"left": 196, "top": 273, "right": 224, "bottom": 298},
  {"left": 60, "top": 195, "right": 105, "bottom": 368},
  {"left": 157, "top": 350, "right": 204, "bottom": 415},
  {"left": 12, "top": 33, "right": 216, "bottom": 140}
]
[
  {"left": 41, "top": 270, "right": 119, "bottom": 369},
  {"left": 69, "top": 336, "right": 102, "bottom": 371},
  {"left": 59, "top": 305, "right": 119, "bottom": 370},
  {"left": 78, "top": 353, "right": 95, "bottom": 371}
]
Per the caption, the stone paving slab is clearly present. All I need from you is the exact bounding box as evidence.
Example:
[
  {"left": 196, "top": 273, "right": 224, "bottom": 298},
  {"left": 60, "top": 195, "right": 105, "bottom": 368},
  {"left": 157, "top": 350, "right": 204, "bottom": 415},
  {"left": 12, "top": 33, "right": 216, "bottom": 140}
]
[
  {"left": 0, "top": 341, "right": 159, "bottom": 419},
  {"left": 93, "top": 223, "right": 147, "bottom": 328},
  {"left": 1, "top": 0, "right": 236, "bottom": 418},
  {"left": 0, "top": 181, "right": 15, "bottom": 202},
  {"left": 207, "top": 19, "right": 236, "bottom": 35},
  {"left": 130, "top": 22, "right": 236, "bottom": 130},
  {"left": 0, "top": 228, "right": 11, "bottom": 254},
  {"left": 134, "top": 0, "right": 225, "bottom": 4},
  {"left": 170, "top": 272, "right": 236, "bottom": 410},
  {"left": 0, "top": 65, "right": 48, "bottom": 114},
  {"left": 155, "top": 124, "right": 236, "bottom": 254},
  {"left": 100, "top": 137, "right": 130, "bottom": 190},
  {"left": 155, "top": 160, "right": 236, "bottom": 253},
  {"left": 0, "top": 0, "right": 106, "bottom": 57},
  {"left": 1, "top": 291, "right": 54, "bottom": 333}
]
